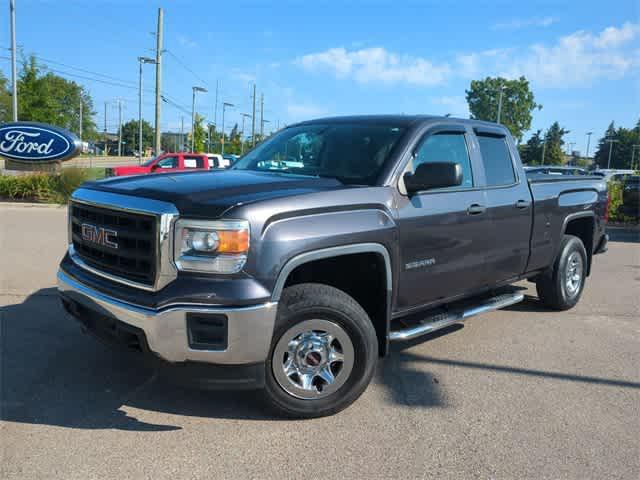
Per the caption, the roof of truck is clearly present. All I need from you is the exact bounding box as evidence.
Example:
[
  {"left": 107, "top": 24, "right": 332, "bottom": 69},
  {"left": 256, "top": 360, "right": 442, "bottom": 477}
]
[{"left": 292, "top": 114, "right": 506, "bottom": 130}]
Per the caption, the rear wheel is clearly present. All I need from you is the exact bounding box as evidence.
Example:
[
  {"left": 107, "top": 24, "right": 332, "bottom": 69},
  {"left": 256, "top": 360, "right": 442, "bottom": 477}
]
[
  {"left": 536, "top": 235, "right": 587, "bottom": 310},
  {"left": 264, "top": 283, "right": 378, "bottom": 418}
]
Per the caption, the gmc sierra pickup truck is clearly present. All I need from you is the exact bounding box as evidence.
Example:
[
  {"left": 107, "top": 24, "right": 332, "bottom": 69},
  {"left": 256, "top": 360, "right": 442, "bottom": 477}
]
[{"left": 58, "top": 115, "right": 608, "bottom": 418}]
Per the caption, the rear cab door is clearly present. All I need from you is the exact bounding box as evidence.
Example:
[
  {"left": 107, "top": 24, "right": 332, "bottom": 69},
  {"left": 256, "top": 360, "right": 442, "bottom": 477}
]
[
  {"left": 471, "top": 125, "right": 533, "bottom": 284},
  {"left": 181, "top": 154, "right": 209, "bottom": 171}
]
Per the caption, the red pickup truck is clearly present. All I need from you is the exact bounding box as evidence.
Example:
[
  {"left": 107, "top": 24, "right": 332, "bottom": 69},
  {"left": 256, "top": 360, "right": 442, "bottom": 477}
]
[{"left": 107, "top": 152, "right": 211, "bottom": 177}]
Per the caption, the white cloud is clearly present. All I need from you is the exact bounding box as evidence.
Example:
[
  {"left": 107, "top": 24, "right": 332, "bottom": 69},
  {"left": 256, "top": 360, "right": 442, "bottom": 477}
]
[
  {"left": 177, "top": 35, "right": 197, "bottom": 48},
  {"left": 431, "top": 96, "right": 470, "bottom": 117},
  {"left": 286, "top": 101, "right": 328, "bottom": 121},
  {"left": 500, "top": 22, "right": 640, "bottom": 87},
  {"left": 297, "top": 47, "right": 451, "bottom": 86},
  {"left": 493, "top": 16, "right": 558, "bottom": 30},
  {"left": 231, "top": 71, "right": 256, "bottom": 83},
  {"left": 296, "top": 23, "right": 639, "bottom": 89}
]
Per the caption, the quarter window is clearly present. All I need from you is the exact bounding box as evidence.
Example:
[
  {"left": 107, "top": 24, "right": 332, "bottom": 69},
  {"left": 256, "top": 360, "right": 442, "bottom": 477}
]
[
  {"left": 411, "top": 133, "right": 473, "bottom": 188},
  {"left": 477, "top": 135, "right": 516, "bottom": 186},
  {"left": 184, "top": 156, "right": 204, "bottom": 168}
]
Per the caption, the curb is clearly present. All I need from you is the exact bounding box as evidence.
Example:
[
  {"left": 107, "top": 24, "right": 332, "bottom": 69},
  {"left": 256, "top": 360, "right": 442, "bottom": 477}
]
[{"left": 0, "top": 201, "right": 67, "bottom": 209}]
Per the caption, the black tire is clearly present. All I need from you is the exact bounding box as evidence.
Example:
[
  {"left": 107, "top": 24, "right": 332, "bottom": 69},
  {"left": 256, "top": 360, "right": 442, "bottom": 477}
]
[
  {"left": 263, "top": 283, "right": 378, "bottom": 418},
  {"left": 536, "top": 235, "right": 588, "bottom": 310}
]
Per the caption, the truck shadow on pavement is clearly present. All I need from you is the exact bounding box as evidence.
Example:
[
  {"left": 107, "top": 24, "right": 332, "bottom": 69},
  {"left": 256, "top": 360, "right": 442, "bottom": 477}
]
[{"left": 2, "top": 288, "right": 638, "bottom": 431}]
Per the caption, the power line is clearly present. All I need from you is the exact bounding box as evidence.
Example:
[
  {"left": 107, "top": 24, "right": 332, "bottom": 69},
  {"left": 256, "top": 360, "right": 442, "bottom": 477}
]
[{"left": 165, "top": 49, "right": 209, "bottom": 87}]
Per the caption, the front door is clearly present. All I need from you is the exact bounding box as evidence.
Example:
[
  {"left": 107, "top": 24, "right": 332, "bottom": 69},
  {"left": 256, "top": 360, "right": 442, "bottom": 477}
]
[{"left": 395, "top": 127, "right": 490, "bottom": 312}]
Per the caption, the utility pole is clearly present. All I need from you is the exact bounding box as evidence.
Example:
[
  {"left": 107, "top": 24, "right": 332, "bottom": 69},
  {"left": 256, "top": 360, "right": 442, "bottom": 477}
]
[
  {"left": 214, "top": 79, "right": 219, "bottom": 128},
  {"left": 103, "top": 101, "right": 108, "bottom": 156},
  {"left": 154, "top": 8, "right": 163, "bottom": 155},
  {"left": 9, "top": 0, "right": 17, "bottom": 121},
  {"left": 261, "top": 119, "right": 270, "bottom": 139},
  {"left": 251, "top": 84, "right": 256, "bottom": 147},
  {"left": 585, "top": 131, "right": 593, "bottom": 159},
  {"left": 240, "top": 113, "right": 251, "bottom": 155},
  {"left": 117, "top": 100, "right": 123, "bottom": 157},
  {"left": 541, "top": 140, "right": 546, "bottom": 165},
  {"left": 606, "top": 138, "right": 619, "bottom": 169},
  {"left": 79, "top": 98, "right": 83, "bottom": 141},
  {"left": 221, "top": 102, "right": 234, "bottom": 155},
  {"left": 259, "top": 93, "right": 264, "bottom": 139},
  {"left": 180, "top": 116, "right": 184, "bottom": 152}
]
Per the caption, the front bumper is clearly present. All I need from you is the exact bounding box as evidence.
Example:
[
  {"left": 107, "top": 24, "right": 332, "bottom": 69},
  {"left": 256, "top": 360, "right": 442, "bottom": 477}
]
[{"left": 57, "top": 269, "right": 278, "bottom": 366}]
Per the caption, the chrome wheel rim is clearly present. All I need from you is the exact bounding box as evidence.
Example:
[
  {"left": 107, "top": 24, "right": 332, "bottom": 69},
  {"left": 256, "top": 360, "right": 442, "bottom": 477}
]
[
  {"left": 565, "top": 251, "right": 583, "bottom": 296},
  {"left": 272, "top": 319, "right": 355, "bottom": 400}
]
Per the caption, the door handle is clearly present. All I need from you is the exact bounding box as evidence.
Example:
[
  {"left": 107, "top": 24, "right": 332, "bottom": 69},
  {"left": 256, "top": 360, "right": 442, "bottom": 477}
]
[
  {"left": 515, "top": 199, "right": 531, "bottom": 209},
  {"left": 467, "top": 204, "right": 486, "bottom": 215}
]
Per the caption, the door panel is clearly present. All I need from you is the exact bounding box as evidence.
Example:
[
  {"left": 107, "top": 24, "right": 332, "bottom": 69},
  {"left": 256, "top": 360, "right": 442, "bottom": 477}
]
[
  {"left": 474, "top": 134, "right": 532, "bottom": 283},
  {"left": 396, "top": 189, "right": 490, "bottom": 310}
]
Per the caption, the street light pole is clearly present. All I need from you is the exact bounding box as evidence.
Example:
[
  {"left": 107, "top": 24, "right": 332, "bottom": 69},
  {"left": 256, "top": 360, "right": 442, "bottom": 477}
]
[
  {"left": 240, "top": 113, "right": 251, "bottom": 155},
  {"left": 585, "top": 131, "right": 593, "bottom": 159},
  {"left": 605, "top": 138, "right": 620, "bottom": 169},
  {"left": 138, "top": 57, "right": 156, "bottom": 163},
  {"left": 541, "top": 140, "right": 546, "bottom": 165},
  {"left": 496, "top": 85, "right": 506, "bottom": 124},
  {"left": 221, "top": 102, "right": 234, "bottom": 155},
  {"left": 9, "top": 0, "right": 17, "bottom": 121},
  {"left": 606, "top": 138, "right": 619, "bottom": 169},
  {"left": 191, "top": 86, "right": 207, "bottom": 152}
]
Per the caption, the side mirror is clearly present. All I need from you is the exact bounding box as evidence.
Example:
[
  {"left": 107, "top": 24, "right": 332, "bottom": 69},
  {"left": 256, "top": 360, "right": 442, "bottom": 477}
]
[{"left": 403, "top": 162, "right": 462, "bottom": 194}]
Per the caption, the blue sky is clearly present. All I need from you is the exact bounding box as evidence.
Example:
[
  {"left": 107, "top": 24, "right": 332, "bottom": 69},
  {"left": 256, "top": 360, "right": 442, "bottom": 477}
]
[{"left": 1, "top": 0, "right": 638, "bottom": 155}]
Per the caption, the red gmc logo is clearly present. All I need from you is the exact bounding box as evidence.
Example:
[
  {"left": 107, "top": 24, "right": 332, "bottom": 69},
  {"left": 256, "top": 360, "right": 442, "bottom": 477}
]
[{"left": 81, "top": 223, "right": 118, "bottom": 249}]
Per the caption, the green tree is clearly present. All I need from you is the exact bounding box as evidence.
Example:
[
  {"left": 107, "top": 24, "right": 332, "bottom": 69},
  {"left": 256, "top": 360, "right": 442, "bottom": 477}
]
[
  {"left": 520, "top": 130, "right": 544, "bottom": 165},
  {"left": 465, "top": 76, "right": 541, "bottom": 143},
  {"left": 543, "top": 122, "right": 570, "bottom": 165},
  {"left": 192, "top": 113, "right": 207, "bottom": 152},
  {"left": 121, "top": 119, "right": 154, "bottom": 155},
  {"left": 17, "top": 56, "right": 98, "bottom": 140},
  {"left": 593, "top": 121, "right": 640, "bottom": 170},
  {"left": 0, "top": 71, "right": 12, "bottom": 122}
]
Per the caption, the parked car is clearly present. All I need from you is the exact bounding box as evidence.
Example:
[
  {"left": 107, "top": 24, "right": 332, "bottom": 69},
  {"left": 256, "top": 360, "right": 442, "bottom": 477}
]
[
  {"left": 207, "top": 153, "right": 232, "bottom": 169},
  {"left": 593, "top": 169, "right": 636, "bottom": 183},
  {"left": 621, "top": 175, "right": 640, "bottom": 218},
  {"left": 524, "top": 166, "right": 588, "bottom": 176},
  {"left": 58, "top": 115, "right": 608, "bottom": 418},
  {"left": 223, "top": 154, "right": 239, "bottom": 165},
  {"left": 106, "top": 152, "right": 211, "bottom": 176}
]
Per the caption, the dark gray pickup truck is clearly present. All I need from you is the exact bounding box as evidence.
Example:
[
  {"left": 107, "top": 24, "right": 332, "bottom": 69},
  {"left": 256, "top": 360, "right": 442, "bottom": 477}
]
[{"left": 58, "top": 115, "right": 608, "bottom": 417}]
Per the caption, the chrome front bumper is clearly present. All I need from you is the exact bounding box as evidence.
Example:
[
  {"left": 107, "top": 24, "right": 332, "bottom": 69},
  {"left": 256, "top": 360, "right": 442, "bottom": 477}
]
[{"left": 57, "top": 269, "right": 277, "bottom": 365}]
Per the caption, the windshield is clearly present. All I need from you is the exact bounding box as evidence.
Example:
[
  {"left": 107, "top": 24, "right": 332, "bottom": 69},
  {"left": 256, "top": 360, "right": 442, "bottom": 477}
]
[
  {"left": 142, "top": 156, "right": 160, "bottom": 167},
  {"left": 232, "top": 123, "right": 407, "bottom": 185}
]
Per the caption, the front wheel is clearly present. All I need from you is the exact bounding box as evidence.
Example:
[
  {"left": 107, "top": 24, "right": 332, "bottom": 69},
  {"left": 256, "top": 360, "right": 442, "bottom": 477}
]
[
  {"left": 536, "top": 234, "right": 587, "bottom": 310},
  {"left": 263, "top": 283, "right": 378, "bottom": 418}
]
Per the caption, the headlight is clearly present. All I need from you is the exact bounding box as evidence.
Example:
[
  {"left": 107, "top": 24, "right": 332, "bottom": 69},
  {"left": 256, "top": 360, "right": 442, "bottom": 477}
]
[{"left": 174, "top": 219, "right": 250, "bottom": 274}]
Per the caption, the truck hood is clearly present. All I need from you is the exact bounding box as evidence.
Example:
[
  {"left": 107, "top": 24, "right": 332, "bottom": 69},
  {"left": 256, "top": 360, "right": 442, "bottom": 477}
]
[
  {"left": 83, "top": 169, "right": 347, "bottom": 217},
  {"left": 111, "top": 165, "right": 152, "bottom": 176}
]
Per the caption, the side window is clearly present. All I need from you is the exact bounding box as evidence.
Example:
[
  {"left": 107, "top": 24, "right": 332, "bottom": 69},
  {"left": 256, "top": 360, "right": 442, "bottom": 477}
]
[
  {"left": 477, "top": 135, "right": 516, "bottom": 186},
  {"left": 184, "top": 156, "right": 204, "bottom": 168},
  {"left": 156, "top": 156, "right": 178, "bottom": 169},
  {"left": 411, "top": 133, "right": 473, "bottom": 188}
]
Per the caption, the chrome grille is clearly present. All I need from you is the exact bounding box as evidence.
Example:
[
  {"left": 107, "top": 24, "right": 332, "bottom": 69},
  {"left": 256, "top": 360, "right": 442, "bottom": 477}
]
[{"left": 70, "top": 202, "right": 157, "bottom": 286}]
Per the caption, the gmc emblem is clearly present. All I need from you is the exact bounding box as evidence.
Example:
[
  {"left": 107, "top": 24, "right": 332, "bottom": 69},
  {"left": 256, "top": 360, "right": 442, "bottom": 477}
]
[{"left": 81, "top": 223, "right": 118, "bottom": 249}]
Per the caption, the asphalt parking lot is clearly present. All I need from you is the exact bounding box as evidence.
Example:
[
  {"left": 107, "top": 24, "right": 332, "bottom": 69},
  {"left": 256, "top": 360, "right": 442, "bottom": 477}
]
[{"left": 1, "top": 205, "right": 638, "bottom": 479}]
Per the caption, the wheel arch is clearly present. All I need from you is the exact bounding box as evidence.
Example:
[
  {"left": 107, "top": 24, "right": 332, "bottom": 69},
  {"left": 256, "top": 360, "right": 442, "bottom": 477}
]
[{"left": 271, "top": 243, "right": 393, "bottom": 356}]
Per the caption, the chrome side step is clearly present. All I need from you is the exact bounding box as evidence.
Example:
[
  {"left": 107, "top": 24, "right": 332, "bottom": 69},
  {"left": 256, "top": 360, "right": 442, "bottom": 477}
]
[{"left": 389, "top": 292, "right": 524, "bottom": 342}]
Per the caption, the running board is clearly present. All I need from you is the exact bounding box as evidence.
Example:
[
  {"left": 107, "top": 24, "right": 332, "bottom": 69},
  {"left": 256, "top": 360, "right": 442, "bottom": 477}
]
[{"left": 389, "top": 292, "right": 524, "bottom": 342}]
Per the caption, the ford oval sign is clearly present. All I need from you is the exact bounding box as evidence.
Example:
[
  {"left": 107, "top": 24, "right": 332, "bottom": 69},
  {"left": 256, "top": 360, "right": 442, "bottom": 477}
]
[{"left": 0, "top": 122, "right": 82, "bottom": 163}]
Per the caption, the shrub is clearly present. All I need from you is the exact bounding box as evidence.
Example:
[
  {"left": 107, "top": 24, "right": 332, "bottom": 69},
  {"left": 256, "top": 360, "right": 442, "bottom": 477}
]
[
  {"left": 48, "top": 167, "right": 91, "bottom": 204},
  {"left": 0, "top": 167, "right": 103, "bottom": 203}
]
